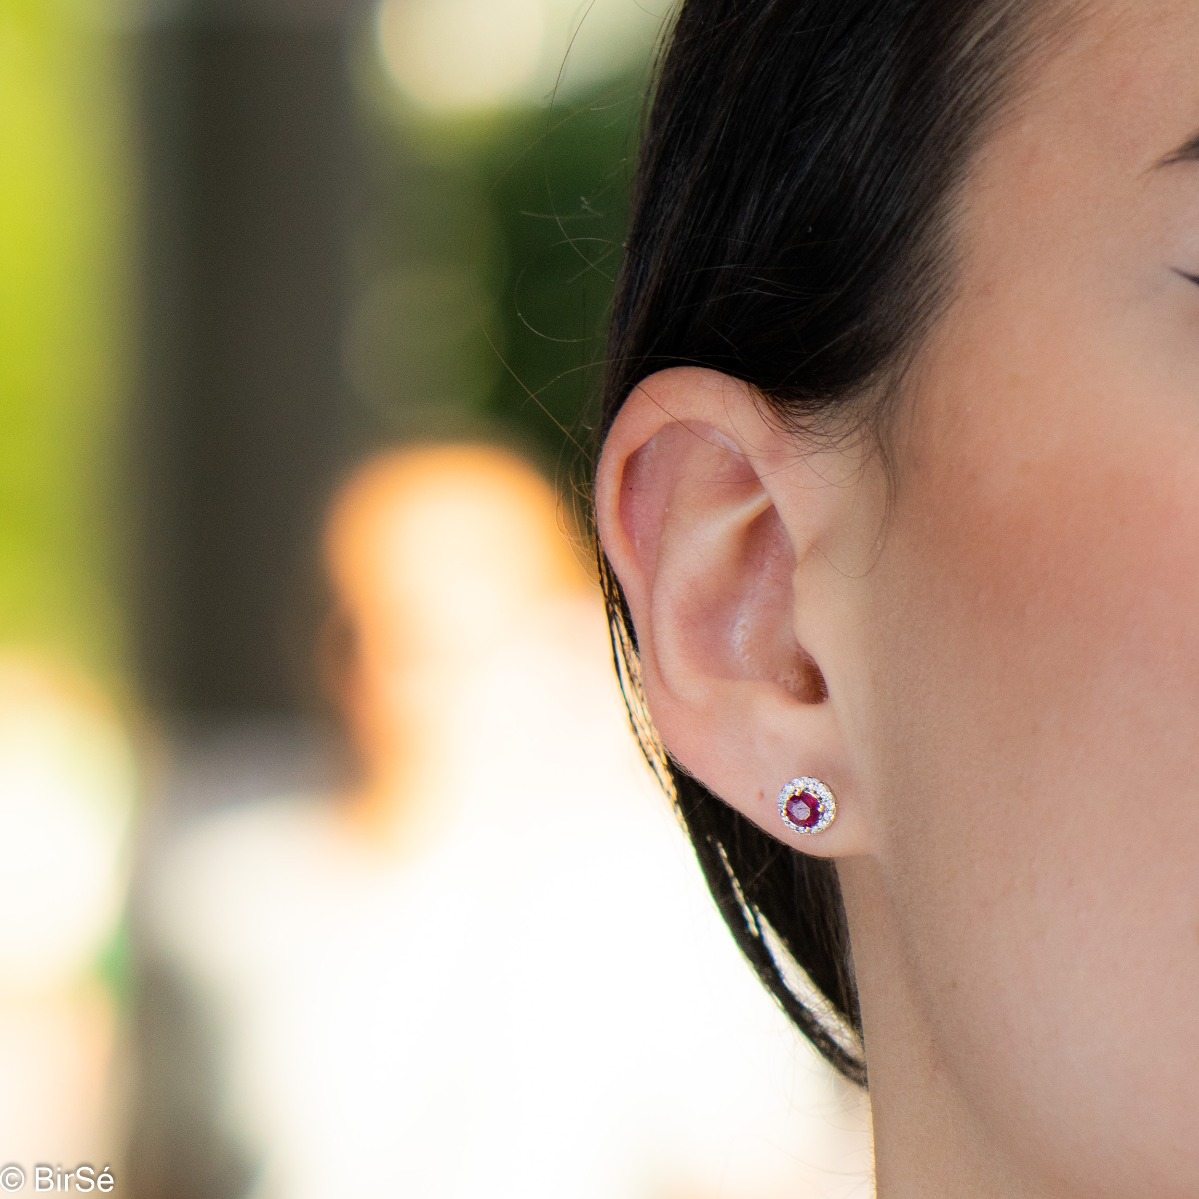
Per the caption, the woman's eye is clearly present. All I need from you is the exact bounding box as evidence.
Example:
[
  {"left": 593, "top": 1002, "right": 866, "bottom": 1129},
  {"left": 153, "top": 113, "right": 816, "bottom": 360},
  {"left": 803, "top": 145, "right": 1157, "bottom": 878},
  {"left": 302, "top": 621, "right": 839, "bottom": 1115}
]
[{"left": 1178, "top": 269, "right": 1199, "bottom": 286}]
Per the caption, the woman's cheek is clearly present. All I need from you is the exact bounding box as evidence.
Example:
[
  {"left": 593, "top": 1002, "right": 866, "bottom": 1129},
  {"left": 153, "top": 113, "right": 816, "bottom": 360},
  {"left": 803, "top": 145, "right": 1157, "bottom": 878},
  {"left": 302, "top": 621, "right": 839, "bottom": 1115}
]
[{"left": 858, "top": 353, "right": 1199, "bottom": 1193}]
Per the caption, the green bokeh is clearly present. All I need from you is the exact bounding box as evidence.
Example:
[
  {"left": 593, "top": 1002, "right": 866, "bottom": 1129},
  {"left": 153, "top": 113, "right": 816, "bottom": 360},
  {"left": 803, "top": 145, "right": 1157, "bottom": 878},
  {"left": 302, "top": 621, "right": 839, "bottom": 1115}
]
[
  {"left": 353, "top": 51, "right": 649, "bottom": 501},
  {"left": 0, "top": 1, "right": 131, "bottom": 681}
]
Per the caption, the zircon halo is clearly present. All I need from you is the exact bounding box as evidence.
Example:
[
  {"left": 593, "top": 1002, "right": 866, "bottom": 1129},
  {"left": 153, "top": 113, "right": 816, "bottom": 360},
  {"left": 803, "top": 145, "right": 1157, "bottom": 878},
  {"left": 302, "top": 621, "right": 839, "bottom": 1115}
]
[{"left": 777, "top": 777, "right": 837, "bottom": 835}]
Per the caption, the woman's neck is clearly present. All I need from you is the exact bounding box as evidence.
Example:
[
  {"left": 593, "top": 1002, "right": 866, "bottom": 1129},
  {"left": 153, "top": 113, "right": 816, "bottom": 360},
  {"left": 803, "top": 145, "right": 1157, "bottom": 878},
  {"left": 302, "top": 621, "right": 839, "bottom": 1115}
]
[{"left": 839, "top": 857, "right": 1065, "bottom": 1199}]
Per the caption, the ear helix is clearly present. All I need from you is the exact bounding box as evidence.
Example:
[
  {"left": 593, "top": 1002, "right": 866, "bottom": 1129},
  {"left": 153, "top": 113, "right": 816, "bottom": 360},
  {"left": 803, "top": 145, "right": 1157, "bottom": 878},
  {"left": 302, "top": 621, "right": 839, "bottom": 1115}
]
[{"left": 777, "top": 777, "right": 837, "bottom": 835}]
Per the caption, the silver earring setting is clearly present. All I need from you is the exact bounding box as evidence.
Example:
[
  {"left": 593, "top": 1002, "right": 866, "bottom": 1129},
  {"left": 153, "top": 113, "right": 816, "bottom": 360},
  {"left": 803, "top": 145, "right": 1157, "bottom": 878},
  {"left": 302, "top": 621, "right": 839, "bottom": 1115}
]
[{"left": 777, "top": 776, "right": 836, "bottom": 835}]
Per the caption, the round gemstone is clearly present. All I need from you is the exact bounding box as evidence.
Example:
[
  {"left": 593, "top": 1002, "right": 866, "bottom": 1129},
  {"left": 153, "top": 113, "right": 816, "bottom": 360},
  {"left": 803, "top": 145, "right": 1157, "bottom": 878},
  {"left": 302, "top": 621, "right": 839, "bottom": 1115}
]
[{"left": 785, "top": 791, "right": 821, "bottom": 829}]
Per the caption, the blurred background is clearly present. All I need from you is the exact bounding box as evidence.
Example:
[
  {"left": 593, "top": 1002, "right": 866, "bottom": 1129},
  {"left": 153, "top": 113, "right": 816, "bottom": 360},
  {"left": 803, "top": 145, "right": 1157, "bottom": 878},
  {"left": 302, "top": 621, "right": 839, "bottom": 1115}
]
[{"left": 0, "top": 0, "right": 874, "bottom": 1195}]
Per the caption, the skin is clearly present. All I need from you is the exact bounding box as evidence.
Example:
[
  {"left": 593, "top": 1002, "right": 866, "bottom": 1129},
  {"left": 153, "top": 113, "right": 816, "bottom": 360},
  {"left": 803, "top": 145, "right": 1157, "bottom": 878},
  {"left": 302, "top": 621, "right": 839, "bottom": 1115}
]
[{"left": 596, "top": 2, "right": 1199, "bottom": 1196}]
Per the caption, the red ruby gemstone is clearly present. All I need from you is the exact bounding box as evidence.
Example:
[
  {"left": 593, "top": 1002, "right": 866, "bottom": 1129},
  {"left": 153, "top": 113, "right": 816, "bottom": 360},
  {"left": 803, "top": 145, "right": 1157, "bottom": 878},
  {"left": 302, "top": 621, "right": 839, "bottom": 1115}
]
[{"left": 786, "top": 790, "right": 821, "bottom": 828}]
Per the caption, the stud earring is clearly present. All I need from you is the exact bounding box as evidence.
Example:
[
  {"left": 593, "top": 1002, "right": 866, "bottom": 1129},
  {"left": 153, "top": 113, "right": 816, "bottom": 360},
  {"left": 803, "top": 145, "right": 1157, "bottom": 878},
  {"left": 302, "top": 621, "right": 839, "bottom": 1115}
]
[{"left": 777, "top": 777, "right": 836, "bottom": 835}]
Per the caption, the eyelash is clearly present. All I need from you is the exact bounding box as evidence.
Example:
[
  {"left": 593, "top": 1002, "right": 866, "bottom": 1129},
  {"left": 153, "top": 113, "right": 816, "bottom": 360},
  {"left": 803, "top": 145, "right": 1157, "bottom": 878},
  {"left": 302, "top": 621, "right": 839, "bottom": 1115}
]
[{"left": 1179, "top": 270, "right": 1199, "bottom": 286}]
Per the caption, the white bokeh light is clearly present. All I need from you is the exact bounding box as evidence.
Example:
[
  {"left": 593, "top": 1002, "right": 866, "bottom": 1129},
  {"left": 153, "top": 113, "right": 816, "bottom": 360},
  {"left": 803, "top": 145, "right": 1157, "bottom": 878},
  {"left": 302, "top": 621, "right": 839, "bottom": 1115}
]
[
  {"left": 375, "top": 0, "right": 664, "bottom": 113},
  {"left": 0, "top": 659, "right": 134, "bottom": 991},
  {"left": 377, "top": 0, "right": 547, "bottom": 112}
]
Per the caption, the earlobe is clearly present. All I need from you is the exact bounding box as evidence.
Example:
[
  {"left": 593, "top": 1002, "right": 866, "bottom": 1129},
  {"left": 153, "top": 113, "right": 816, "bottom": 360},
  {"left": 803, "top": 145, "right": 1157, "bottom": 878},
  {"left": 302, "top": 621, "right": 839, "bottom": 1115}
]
[{"left": 595, "top": 367, "right": 875, "bottom": 858}]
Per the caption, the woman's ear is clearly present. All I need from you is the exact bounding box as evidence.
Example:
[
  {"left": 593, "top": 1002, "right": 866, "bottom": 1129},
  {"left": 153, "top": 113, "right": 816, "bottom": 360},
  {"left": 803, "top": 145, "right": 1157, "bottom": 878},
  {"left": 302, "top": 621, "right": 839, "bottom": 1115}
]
[{"left": 596, "top": 367, "right": 879, "bottom": 857}]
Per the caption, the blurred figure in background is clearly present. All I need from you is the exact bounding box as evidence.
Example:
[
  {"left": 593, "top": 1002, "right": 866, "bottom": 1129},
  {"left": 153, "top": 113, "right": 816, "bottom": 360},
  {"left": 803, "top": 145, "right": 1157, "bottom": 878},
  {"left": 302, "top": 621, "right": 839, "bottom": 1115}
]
[
  {"left": 0, "top": 655, "right": 135, "bottom": 1178},
  {"left": 128, "top": 445, "right": 870, "bottom": 1199},
  {"left": 319, "top": 444, "right": 594, "bottom": 855}
]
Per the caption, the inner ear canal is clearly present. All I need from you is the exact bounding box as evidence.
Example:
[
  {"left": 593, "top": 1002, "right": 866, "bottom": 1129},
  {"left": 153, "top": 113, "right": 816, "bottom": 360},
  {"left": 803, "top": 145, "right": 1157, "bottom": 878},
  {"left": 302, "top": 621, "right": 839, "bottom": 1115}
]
[
  {"left": 779, "top": 646, "right": 828, "bottom": 704},
  {"left": 734, "top": 505, "right": 828, "bottom": 705}
]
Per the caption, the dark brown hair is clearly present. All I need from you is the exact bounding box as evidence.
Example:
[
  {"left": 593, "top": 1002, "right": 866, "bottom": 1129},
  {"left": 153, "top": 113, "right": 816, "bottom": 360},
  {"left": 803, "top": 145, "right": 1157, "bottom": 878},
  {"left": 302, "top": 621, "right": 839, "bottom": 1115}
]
[{"left": 594, "top": 0, "right": 1066, "bottom": 1086}]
